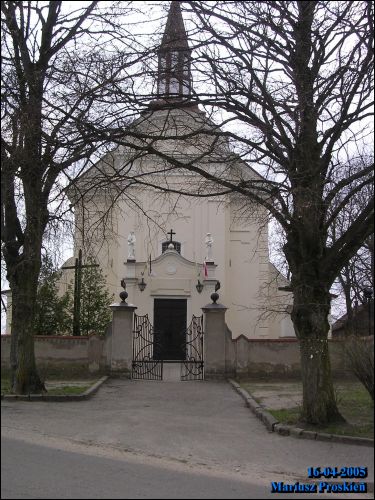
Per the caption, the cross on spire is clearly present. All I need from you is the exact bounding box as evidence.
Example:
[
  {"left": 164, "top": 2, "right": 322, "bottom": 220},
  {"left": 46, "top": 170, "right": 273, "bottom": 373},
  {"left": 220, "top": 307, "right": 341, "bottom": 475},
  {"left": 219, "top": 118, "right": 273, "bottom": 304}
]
[{"left": 168, "top": 229, "right": 176, "bottom": 243}]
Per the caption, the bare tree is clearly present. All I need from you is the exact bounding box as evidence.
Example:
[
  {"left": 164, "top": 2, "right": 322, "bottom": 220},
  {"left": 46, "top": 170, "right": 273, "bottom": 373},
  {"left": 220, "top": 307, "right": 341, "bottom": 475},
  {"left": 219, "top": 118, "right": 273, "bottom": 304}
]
[
  {"left": 105, "top": 1, "right": 372, "bottom": 424},
  {"left": 329, "top": 158, "right": 374, "bottom": 333},
  {"left": 186, "top": 1, "right": 374, "bottom": 424},
  {"left": 336, "top": 236, "right": 373, "bottom": 332},
  {"left": 0, "top": 1, "right": 150, "bottom": 393}
]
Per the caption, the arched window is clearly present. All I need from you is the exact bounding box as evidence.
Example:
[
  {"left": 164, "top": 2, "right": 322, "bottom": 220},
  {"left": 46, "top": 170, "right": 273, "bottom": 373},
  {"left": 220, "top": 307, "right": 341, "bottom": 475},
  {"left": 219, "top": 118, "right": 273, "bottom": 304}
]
[
  {"left": 162, "top": 241, "right": 181, "bottom": 254},
  {"left": 158, "top": 79, "right": 166, "bottom": 94},
  {"left": 169, "top": 78, "right": 179, "bottom": 94}
]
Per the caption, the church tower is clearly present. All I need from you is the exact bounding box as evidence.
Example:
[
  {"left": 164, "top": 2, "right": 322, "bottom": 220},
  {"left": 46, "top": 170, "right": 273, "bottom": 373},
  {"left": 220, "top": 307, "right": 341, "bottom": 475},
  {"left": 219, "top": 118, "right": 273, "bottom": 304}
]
[{"left": 156, "top": 2, "right": 192, "bottom": 100}]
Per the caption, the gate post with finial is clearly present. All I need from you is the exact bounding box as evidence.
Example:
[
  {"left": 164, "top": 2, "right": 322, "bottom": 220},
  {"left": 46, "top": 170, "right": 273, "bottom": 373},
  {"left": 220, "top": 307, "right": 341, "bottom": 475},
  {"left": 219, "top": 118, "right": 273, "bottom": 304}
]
[
  {"left": 202, "top": 291, "right": 228, "bottom": 377},
  {"left": 109, "top": 280, "right": 137, "bottom": 374}
]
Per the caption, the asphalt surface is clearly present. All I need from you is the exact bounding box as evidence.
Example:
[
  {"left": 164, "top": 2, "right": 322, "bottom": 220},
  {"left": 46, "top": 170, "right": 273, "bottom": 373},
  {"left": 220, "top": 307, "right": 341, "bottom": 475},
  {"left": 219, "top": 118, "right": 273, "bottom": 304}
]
[
  {"left": 1, "top": 379, "right": 374, "bottom": 499},
  {"left": 2, "top": 436, "right": 324, "bottom": 499}
]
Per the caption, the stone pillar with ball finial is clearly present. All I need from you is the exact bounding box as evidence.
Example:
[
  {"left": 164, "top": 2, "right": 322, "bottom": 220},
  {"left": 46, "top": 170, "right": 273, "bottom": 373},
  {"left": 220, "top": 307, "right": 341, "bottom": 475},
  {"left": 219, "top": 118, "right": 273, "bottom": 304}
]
[
  {"left": 109, "top": 279, "right": 137, "bottom": 374},
  {"left": 202, "top": 291, "right": 228, "bottom": 377}
]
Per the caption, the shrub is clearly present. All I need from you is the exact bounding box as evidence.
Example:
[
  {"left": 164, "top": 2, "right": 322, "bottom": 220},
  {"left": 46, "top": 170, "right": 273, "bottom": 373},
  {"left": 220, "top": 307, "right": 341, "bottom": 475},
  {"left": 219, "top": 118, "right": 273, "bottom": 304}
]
[
  {"left": 34, "top": 255, "right": 71, "bottom": 335},
  {"left": 343, "top": 336, "right": 374, "bottom": 400}
]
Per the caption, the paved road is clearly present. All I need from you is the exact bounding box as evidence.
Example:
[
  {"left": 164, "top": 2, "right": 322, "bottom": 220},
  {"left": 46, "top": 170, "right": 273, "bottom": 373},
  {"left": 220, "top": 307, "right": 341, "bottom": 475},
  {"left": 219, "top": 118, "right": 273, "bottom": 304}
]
[
  {"left": 1, "top": 379, "right": 373, "bottom": 499},
  {"left": 1, "top": 436, "right": 312, "bottom": 499}
]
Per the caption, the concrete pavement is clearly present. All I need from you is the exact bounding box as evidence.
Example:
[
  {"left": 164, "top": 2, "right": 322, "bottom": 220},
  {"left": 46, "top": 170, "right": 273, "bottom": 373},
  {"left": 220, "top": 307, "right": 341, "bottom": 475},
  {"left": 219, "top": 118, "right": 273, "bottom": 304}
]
[{"left": 1, "top": 379, "right": 374, "bottom": 497}]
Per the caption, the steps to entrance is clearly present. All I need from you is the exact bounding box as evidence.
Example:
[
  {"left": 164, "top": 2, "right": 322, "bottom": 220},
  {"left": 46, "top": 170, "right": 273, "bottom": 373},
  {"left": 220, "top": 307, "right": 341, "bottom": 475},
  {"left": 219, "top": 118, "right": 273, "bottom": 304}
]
[{"left": 162, "top": 363, "right": 181, "bottom": 382}]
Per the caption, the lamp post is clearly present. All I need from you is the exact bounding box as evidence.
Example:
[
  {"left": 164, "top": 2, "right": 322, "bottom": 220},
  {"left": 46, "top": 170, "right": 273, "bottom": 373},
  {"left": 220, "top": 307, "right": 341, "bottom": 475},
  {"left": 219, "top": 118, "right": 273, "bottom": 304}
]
[{"left": 363, "top": 287, "right": 373, "bottom": 337}]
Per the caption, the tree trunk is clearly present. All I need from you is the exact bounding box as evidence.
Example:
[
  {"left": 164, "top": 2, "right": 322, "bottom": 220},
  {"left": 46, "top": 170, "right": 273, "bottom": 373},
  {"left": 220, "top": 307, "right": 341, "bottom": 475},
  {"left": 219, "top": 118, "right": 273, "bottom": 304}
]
[
  {"left": 291, "top": 284, "right": 344, "bottom": 424},
  {"left": 8, "top": 248, "right": 45, "bottom": 394},
  {"left": 299, "top": 338, "right": 342, "bottom": 424}
]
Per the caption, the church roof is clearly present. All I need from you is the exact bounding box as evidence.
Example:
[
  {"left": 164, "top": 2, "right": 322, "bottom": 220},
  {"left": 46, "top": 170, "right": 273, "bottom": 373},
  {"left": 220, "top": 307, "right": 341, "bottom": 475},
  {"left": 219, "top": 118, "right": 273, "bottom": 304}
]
[
  {"left": 68, "top": 3, "right": 266, "bottom": 198},
  {"left": 160, "top": 2, "right": 189, "bottom": 51},
  {"left": 68, "top": 106, "right": 265, "bottom": 201}
]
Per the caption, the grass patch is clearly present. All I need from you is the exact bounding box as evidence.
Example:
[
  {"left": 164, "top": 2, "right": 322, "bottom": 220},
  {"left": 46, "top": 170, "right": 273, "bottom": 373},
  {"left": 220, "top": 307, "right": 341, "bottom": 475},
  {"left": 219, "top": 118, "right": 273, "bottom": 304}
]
[
  {"left": 270, "top": 407, "right": 301, "bottom": 425},
  {"left": 268, "top": 406, "right": 373, "bottom": 438},
  {"left": 1, "top": 366, "right": 102, "bottom": 382},
  {"left": 1, "top": 376, "right": 93, "bottom": 396},
  {"left": 240, "top": 379, "right": 374, "bottom": 439}
]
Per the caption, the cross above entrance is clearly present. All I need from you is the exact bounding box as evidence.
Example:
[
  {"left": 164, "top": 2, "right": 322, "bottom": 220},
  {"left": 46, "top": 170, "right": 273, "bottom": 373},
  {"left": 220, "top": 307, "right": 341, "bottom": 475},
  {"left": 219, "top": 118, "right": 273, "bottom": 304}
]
[{"left": 168, "top": 229, "right": 176, "bottom": 243}]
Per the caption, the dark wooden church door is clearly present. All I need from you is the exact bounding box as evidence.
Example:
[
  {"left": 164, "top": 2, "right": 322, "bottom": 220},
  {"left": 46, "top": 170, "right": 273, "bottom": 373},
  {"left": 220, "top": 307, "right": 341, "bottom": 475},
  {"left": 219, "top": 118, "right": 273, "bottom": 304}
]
[{"left": 153, "top": 299, "right": 187, "bottom": 360}]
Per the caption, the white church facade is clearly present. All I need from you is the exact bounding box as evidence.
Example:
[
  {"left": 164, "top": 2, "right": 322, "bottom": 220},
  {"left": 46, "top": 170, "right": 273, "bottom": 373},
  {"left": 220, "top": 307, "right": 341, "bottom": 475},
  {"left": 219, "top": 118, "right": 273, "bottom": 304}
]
[{"left": 65, "top": 2, "right": 295, "bottom": 343}]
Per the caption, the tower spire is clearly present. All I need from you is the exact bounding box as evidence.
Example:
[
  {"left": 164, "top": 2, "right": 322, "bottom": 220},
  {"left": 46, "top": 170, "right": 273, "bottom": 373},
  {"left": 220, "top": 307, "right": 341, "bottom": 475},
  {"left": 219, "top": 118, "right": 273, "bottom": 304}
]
[{"left": 156, "top": 2, "right": 192, "bottom": 100}]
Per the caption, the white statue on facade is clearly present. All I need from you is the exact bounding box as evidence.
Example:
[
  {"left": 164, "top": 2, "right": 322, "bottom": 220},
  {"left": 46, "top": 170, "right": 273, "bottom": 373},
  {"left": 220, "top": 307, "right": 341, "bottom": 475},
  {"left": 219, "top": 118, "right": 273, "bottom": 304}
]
[
  {"left": 205, "top": 232, "right": 214, "bottom": 261},
  {"left": 127, "top": 231, "right": 136, "bottom": 260}
]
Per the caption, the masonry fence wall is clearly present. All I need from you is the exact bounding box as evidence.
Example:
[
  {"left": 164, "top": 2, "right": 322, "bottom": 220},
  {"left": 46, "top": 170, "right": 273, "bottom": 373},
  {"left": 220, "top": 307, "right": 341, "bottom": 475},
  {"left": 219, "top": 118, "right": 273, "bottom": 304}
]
[
  {"left": 1, "top": 334, "right": 108, "bottom": 376},
  {"left": 225, "top": 332, "right": 351, "bottom": 378},
  {"left": 1, "top": 327, "right": 352, "bottom": 378}
]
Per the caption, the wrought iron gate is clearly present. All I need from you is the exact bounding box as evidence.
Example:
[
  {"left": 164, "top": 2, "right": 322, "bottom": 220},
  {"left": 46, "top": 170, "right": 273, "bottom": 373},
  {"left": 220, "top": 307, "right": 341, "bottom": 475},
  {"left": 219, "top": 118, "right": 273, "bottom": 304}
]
[
  {"left": 132, "top": 313, "right": 204, "bottom": 380},
  {"left": 132, "top": 314, "right": 163, "bottom": 380},
  {"left": 180, "top": 315, "right": 204, "bottom": 381}
]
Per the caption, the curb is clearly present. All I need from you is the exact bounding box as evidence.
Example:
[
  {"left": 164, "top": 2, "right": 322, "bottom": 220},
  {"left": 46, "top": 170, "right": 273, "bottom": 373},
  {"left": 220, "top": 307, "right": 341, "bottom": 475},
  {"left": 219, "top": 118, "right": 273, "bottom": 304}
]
[
  {"left": 228, "top": 379, "right": 374, "bottom": 448},
  {"left": 1, "top": 376, "right": 109, "bottom": 402}
]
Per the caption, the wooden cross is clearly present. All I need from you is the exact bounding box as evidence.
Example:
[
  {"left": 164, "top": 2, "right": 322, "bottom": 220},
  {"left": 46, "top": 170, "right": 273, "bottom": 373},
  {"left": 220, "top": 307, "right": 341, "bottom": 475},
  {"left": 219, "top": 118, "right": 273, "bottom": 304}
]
[
  {"left": 168, "top": 229, "right": 176, "bottom": 243},
  {"left": 62, "top": 249, "right": 99, "bottom": 336}
]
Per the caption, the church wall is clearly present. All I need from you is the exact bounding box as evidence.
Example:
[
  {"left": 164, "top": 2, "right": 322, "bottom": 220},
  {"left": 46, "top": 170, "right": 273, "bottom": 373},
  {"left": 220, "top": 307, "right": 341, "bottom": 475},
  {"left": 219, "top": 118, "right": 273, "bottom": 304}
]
[
  {"left": 114, "top": 186, "right": 226, "bottom": 263},
  {"left": 226, "top": 204, "right": 274, "bottom": 339},
  {"left": 226, "top": 237, "right": 264, "bottom": 338},
  {"left": 114, "top": 187, "right": 229, "bottom": 311},
  {"left": 68, "top": 165, "right": 294, "bottom": 340},
  {"left": 116, "top": 193, "right": 225, "bottom": 323},
  {"left": 96, "top": 190, "right": 229, "bottom": 331},
  {"left": 69, "top": 181, "right": 295, "bottom": 340}
]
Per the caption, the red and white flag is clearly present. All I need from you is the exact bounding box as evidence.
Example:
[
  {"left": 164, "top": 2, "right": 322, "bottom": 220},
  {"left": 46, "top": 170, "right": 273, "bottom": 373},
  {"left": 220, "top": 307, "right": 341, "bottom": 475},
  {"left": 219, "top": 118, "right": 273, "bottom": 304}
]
[{"left": 203, "top": 261, "right": 208, "bottom": 278}]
